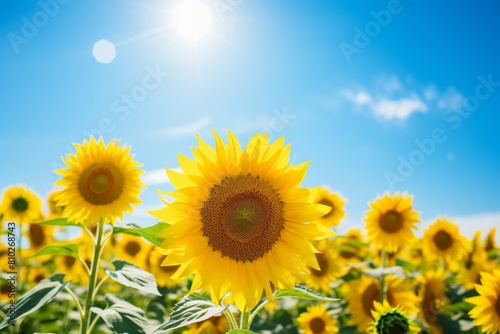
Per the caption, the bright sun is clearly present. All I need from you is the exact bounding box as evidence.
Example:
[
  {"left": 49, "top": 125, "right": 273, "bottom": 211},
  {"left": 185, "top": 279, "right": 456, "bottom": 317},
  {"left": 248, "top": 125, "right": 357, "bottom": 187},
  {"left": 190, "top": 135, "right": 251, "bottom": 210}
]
[{"left": 173, "top": 0, "right": 213, "bottom": 41}]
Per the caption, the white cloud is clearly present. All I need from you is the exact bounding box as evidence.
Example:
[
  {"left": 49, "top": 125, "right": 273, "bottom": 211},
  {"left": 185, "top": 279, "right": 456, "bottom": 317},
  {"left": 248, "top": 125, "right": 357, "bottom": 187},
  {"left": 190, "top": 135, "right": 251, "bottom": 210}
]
[
  {"left": 162, "top": 117, "right": 212, "bottom": 137},
  {"left": 376, "top": 75, "right": 402, "bottom": 94},
  {"left": 421, "top": 212, "right": 500, "bottom": 242},
  {"left": 437, "top": 87, "right": 464, "bottom": 111},
  {"left": 142, "top": 167, "right": 182, "bottom": 185},
  {"left": 340, "top": 89, "right": 372, "bottom": 106},
  {"left": 374, "top": 97, "right": 427, "bottom": 119}
]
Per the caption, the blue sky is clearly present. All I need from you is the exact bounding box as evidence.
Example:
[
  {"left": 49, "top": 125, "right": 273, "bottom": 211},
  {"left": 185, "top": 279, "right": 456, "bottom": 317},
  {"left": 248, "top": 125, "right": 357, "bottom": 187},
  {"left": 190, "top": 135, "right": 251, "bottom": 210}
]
[{"left": 1, "top": 0, "right": 499, "bottom": 239}]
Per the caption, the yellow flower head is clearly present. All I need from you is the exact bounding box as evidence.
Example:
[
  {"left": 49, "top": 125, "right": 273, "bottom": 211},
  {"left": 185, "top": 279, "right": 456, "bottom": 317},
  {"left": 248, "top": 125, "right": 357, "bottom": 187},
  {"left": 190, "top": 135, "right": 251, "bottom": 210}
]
[
  {"left": 368, "top": 300, "right": 420, "bottom": 334},
  {"left": 312, "top": 187, "right": 346, "bottom": 228},
  {"left": 417, "top": 267, "right": 448, "bottom": 330},
  {"left": 467, "top": 269, "right": 500, "bottom": 334},
  {"left": 485, "top": 227, "right": 497, "bottom": 253},
  {"left": 364, "top": 192, "right": 420, "bottom": 253},
  {"left": 0, "top": 185, "right": 42, "bottom": 224},
  {"left": 151, "top": 131, "right": 333, "bottom": 311},
  {"left": 25, "top": 223, "right": 54, "bottom": 251},
  {"left": 297, "top": 304, "right": 339, "bottom": 334},
  {"left": 337, "top": 228, "right": 367, "bottom": 265},
  {"left": 47, "top": 190, "right": 67, "bottom": 219},
  {"left": 54, "top": 136, "right": 144, "bottom": 225},
  {"left": 422, "top": 218, "right": 469, "bottom": 266},
  {"left": 305, "top": 240, "right": 346, "bottom": 293},
  {"left": 147, "top": 245, "right": 184, "bottom": 288},
  {"left": 115, "top": 234, "right": 149, "bottom": 269}
]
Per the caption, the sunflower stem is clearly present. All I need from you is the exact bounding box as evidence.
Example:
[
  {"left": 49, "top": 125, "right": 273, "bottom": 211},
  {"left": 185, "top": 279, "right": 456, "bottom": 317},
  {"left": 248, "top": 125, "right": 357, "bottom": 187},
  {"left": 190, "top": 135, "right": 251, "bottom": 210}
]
[
  {"left": 64, "top": 285, "right": 84, "bottom": 320},
  {"left": 222, "top": 308, "right": 238, "bottom": 330},
  {"left": 80, "top": 220, "right": 105, "bottom": 334},
  {"left": 248, "top": 300, "right": 269, "bottom": 325},
  {"left": 379, "top": 249, "right": 387, "bottom": 303},
  {"left": 240, "top": 309, "right": 250, "bottom": 330}
]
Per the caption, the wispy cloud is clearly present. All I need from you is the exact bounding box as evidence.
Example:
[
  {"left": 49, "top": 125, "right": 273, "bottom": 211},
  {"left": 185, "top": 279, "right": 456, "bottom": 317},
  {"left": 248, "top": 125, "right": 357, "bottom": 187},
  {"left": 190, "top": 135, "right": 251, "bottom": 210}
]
[
  {"left": 161, "top": 117, "right": 212, "bottom": 137},
  {"left": 142, "top": 167, "right": 182, "bottom": 185},
  {"left": 338, "top": 75, "right": 464, "bottom": 120}
]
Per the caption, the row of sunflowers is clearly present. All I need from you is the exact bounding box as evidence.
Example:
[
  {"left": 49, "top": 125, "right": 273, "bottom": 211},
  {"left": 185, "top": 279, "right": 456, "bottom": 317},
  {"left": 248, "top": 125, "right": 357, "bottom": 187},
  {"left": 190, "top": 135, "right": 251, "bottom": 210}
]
[{"left": 0, "top": 132, "right": 499, "bottom": 334}]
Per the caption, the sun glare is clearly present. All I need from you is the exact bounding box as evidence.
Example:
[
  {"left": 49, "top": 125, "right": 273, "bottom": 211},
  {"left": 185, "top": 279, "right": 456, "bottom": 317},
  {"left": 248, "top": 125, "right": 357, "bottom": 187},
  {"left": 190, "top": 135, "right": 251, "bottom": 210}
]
[{"left": 173, "top": 0, "right": 213, "bottom": 41}]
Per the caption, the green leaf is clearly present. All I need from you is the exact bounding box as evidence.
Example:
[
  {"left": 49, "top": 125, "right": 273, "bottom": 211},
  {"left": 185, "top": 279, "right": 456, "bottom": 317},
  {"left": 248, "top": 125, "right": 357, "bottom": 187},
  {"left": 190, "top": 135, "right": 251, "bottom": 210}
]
[
  {"left": 35, "top": 218, "right": 81, "bottom": 227},
  {"left": 151, "top": 293, "right": 227, "bottom": 333},
  {"left": 133, "top": 222, "right": 170, "bottom": 247},
  {"left": 0, "top": 275, "right": 70, "bottom": 330},
  {"left": 28, "top": 244, "right": 80, "bottom": 259},
  {"left": 106, "top": 260, "right": 161, "bottom": 296},
  {"left": 227, "top": 330, "right": 259, "bottom": 334},
  {"left": 274, "top": 285, "right": 339, "bottom": 302},
  {"left": 395, "top": 258, "right": 417, "bottom": 272},
  {"left": 91, "top": 294, "right": 155, "bottom": 334},
  {"left": 112, "top": 224, "right": 141, "bottom": 236}
]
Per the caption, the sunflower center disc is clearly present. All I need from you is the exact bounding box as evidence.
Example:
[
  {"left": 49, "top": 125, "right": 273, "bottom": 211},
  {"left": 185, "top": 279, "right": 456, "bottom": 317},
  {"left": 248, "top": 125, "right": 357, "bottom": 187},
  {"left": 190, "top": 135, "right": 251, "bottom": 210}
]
[
  {"left": 309, "top": 317, "right": 326, "bottom": 333},
  {"left": 311, "top": 252, "right": 329, "bottom": 277},
  {"left": 318, "top": 197, "right": 334, "bottom": 219},
  {"left": 201, "top": 174, "right": 284, "bottom": 263},
  {"left": 12, "top": 197, "right": 28, "bottom": 213},
  {"left": 125, "top": 240, "right": 141, "bottom": 256},
  {"left": 379, "top": 210, "right": 403, "bottom": 233},
  {"left": 78, "top": 164, "right": 124, "bottom": 205},
  {"left": 64, "top": 255, "right": 76, "bottom": 268},
  {"left": 433, "top": 230, "right": 453, "bottom": 250},
  {"left": 362, "top": 282, "right": 380, "bottom": 316},
  {"left": 495, "top": 296, "right": 500, "bottom": 317},
  {"left": 29, "top": 224, "right": 45, "bottom": 247}
]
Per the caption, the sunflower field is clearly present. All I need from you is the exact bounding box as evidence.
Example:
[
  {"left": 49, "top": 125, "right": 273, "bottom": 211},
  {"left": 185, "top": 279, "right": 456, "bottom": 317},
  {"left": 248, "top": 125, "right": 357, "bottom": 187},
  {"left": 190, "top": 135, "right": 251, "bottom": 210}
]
[{"left": 0, "top": 133, "right": 499, "bottom": 334}]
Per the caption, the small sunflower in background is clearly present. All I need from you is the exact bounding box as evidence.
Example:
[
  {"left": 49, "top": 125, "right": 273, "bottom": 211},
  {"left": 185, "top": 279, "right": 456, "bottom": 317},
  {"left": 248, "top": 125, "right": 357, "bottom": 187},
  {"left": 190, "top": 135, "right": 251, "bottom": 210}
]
[
  {"left": 466, "top": 269, "right": 500, "bottom": 334},
  {"left": 305, "top": 239, "right": 346, "bottom": 293},
  {"left": 364, "top": 192, "right": 420, "bottom": 253},
  {"left": 312, "top": 187, "right": 346, "bottom": 228},
  {"left": 47, "top": 190, "right": 67, "bottom": 219},
  {"left": 115, "top": 234, "right": 149, "bottom": 269},
  {"left": 422, "top": 218, "right": 469, "bottom": 268},
  {"left": 25, "top": 223, "right": 54, "bottom": 251},
  {"left": 54, "top": 136, "right": 144, "bottom": 226},
  {"left": 151, "top": 131, "right": 333, "bottom": 311},
  {"left": 297, "top": 304, "right": 338, "bottom": 334},
  {"left": 344, "top": 275, "right": 418, "bottom": 332},
  {"left": 336, "top": 228, "right": 368, "bottom": 265},
  {"left": 368, "top": 300, "right": 420, "bottom": 334},
  {"left": 417, "top": 267, "right": 448, "bottom": 333},
  {"left": 485, "top": 227, "right": 497, "bottom": 254},
  {"left": 0, "top": 185, "right": 42, "bottom": 224}
]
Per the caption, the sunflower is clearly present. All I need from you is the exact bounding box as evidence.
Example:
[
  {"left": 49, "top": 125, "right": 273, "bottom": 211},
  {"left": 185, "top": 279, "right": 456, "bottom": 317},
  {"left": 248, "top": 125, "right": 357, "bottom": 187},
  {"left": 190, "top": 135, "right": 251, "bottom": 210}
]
[
  {"left": 0, "top": 185, "right": 42, "bottom": 224},
  {"left": 305, "top": 240, "right": 346, "bottom": 293},
  {"left": 147, "top": 245, "right": 184, "bottom": 288},
  {"left": 151, "top": 131, "right": 332, "bottom": 311},
  {"left": 368, "top": 300, "right": 420, "bottom": 334},
  {"left": 364, "top": 192, "right": 420, "bottom": 253},
  {"left": 422, "top": 218, "right": 469, "bottom": 268},
  {"left": 344, "top": 275, "right": 418, "bottom": 332},
  {"left": 297, "top": 304, "right": 339, "bottom": 334},
  {"left": 337, "top": 228, "right": 367, "bottom": 265},
  {"left": 417, "top": 268, "right": 448, "bottom": 334},
  {"left": 485, "top": 227, "right": 497, "bottom": 253},
  {"left": 466, "top": 269, "right": 500, "bottom": 334},
  {"left": 312, "top": 187, "right": 346, "bottom": 228},
  {"left": 115, "top": 234, "right": 149, "bottom": 269},
  {"left": 24, "top": 223, "right": 54, "bottom": 251},
  {"left": 47, "top": 190, "right": 67, "bottom": 219},
  {"left": 54, "top": 136, "right": 144, "bottom": 226}
]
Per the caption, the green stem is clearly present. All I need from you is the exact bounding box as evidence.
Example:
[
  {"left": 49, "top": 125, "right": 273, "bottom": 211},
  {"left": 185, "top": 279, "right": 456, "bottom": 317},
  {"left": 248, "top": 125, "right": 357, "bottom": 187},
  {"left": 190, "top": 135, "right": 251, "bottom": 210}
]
[
  {"left": 64, "top": 286, "right": 84, "bottom": 319},
  {"left": 222, "top": 308, "right": 238, "bottom": 331},
  {"left": 80, "top": 220, "right": 105, "bottom": 334},
  {"left": 379, "top": 249, "right": 387, "bottom": 303},
  {"left": 240, "top": 309, "right": 250, "bottom": 330},
  {"left": 248, "top": 300, "right": 269, "bottom": 325}
]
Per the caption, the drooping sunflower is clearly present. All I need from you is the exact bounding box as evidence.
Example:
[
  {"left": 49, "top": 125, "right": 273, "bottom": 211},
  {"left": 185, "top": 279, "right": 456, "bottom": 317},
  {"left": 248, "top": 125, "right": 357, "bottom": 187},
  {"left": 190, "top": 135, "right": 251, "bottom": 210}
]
[
  {"left": 54, "top": 136, "right": 144, "bottom": 225},
  {"left": 311, "top": 187, "right": 346, "bottom": 228},
  {"left": 422, "top": 218, "right": 469, "bottom": 267},
  {"left": 364, "top": 192, "right": 420, "bottom": 252},
  {"left": 0, "top": 185, "right": 42, "bottom": 224},
  {"left": 417, "top": 267, "right": 448, "bottom": 334},
  {"left": 297, "top": 304, "right": 339, "bottom": 334},
  {"left": 344, "top": 275, "right": 419, "bottom": 332},
  {"left": 151, "top": 131, "right": 332, "bottom": 311},
  {"left": 305, "top": 240, "right": 346, "bottom": 293},
  {"left": 368, "top": 300, "right": 420, "bottom": 334},
  {"left": 47, "top": 190, "right": 67, "bottom": 219},
  {"left": 466, "top": 269, "right": 500, "bottom": 334}
]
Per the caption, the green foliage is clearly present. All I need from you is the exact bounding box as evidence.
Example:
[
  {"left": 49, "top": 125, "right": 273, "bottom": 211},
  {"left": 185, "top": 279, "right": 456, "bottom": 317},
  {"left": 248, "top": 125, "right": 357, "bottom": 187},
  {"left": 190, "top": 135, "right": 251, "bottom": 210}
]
[
  {"left": 106, "top": 260, "right": 161, "bottom": 296},
  {"left": 35, "top": 218, "right": 81, "bottom": 227},
  {"left": 28, "top": 244, "right": 80, "bottom": 259},
  {"left": 274, "top": 285, "right": 339, "bottom": 302},
  {"left": 133, "top": 222, "right": 171, "bottom": 247}
]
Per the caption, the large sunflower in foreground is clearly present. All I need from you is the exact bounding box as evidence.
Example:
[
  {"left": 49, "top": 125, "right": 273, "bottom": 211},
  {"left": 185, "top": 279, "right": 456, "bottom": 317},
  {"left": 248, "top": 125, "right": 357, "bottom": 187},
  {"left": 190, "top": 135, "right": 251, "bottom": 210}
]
[
  {"left": 151, "top": 131, "right": 332, "bottom": 311},
  {"left": 0, "top": 185, "right": 42, "bottom": 224},
  {"left": 311, "top": 187, "right": 346, "bottom": 228},
  {"left": 422, "top": 218, "right": 469, "bottom": 267},
  {"left": 54, "top": 136, "right": 144, "bottom": 225},
  {"left": 297, "top": 304, "right": 339, "bottom": 334},
  {"left": 466, "top": 269, "right": 500, "bottom": 334},
  {"left": 364, "top": 192, "right": 420, "bottom": 252}
]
